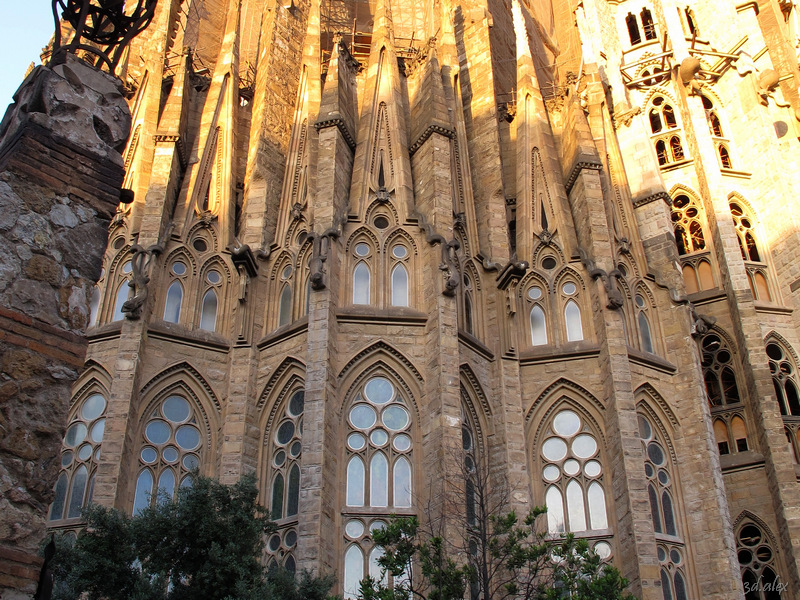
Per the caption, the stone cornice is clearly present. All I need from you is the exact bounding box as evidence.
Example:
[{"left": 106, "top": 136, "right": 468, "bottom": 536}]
[
  {"left": 153, "top": 134, "right": 187, "bottom": 169},
  {"left": 313, "top": 117, "right": 356, "bottom": 151},
  {"left": 408, "top": 124, "right": 456, "bottom": 156},
  {"left": 564, "top": 160, "right": 603, "bottom": 194},
  {"left": 632, "top": 191, "right": 671, "bottom": 208}
]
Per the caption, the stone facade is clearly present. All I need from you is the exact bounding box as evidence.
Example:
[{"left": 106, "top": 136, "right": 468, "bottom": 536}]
[
  {"left": 39, "top": 0, "right": 800, "bottom": 599},
  {"left": 0, "top": 54, "right": 129, "bottom": 597}
]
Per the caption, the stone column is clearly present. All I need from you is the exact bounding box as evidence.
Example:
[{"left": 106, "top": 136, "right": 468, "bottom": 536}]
[{"left": 0, "top": 54, "right": 129, "bottom": 598}]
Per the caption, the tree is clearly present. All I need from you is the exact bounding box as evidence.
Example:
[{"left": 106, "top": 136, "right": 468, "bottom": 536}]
[{"left": 46, "top": 474, "right": 338, "bottom": 600}]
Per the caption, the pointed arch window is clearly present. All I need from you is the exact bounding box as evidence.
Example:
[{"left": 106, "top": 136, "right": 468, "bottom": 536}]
[
  {"left": 164, "top": 281, "right": 184, "bottom": 323},
  {"left": 635, "top": 293, "right": 655, "bottom": 353},
  {"left": 343, "top": 376, "right": 414, "bottom": 598},
  {"left": 649, "top": 97, "right": 685, "bottom": 166},
  {"left": 736, "top": 522, "right": 783, "bottom": 600},
  {"left": 526, "top": 285, "right": 548, "bottom": 346},
  {"left": 49, "top": 393, "right": 108, "bottom": 522},
  {"left": 391, "top": 263, "right": 409, "bottom": 307},
  {"left": 729, "top": 202, "right": 761, "bottom": 262},
  {"left": 637, "top": 413, "right": 688, "bottom": 600},
  {"left": 671, "top": 194, "right": 706, "bottom": 256},
  {"left": 461, "top": 270, "right": 479, "bottom": 336},
  {"left": 199, "top": 267, "right": 223, "bottom": 332},
  {"left": 700, "top": 332, "right": 742, "bottom": 407},
  {"left": 561, "top": 281, "right": 583, "bottom": 342},
  {"left": 279, "top": 284, "right": 293, "bottom": 327},
  {"left": 133, "top": 394, "right": 203, "bottom": 515},
  {"left": 113, "top": 282, "right": 130, "bottom": 322},
  {"left": 626, "top": 12, "right": 641, "bottom": 45},
  {"left": 89, "top": 285, "right": 101, "bottom": 327},
  {"left": 266, "top": 389, "right": 304, "bottom": 567},
  {"left": 539, "top": 409, "right": 609, "bottom": 538},
  {"left": 767, "top": 342, "right": 800, "bottom": 417}
]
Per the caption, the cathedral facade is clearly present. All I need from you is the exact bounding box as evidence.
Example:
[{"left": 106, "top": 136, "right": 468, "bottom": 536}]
[{"left": 45, "top": 0, "right": 800, "bottom": 598}]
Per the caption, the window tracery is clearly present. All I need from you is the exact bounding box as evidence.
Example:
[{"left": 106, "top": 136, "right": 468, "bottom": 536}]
[
  {"left": 389, "top": 243, "right": 410, "bottom": 307},
  {"left": 164, "top": 259, "right": 188, "bottom": 324},
  {"left": 562, "top": 282, "right": 584, "bottom": 342},
  {"left": 767, "top": 341, "right": 800, "bottom": 417},
  {"left": 278, "top": 265, "right": 293, "bottom": 327},
  {"left": 49, "top": 393, "right": 108, "bottom": 522},
  {"left": 352, "top": 242, "right": 373, "bottom": 305},
  {"left": 199, "top": 266, "right": 223, "bottom": 331},
  {"left": 343, "top": 376, "right": 413, "bottom": 599},
  {"left": 133, "top": 395, "right": 203, "bottom": 515},
  {"left": 649, "top": 97, "right": 685, "bottom": 166},
  {"left": 736, "top": 521, "right": 783, "bottom": 600},
  {"left": 671, "top": 194, "right": 706, "bottom": 256},
  {"left": 637, "top": 412, "right": 689, "bottom": 600},
  {"left": 112, "top": 260, "right": 133, "bottom": 322},
  {"left": 634, "top": 291, "right": 655, "bottom": 353},
  {"left": 539, "top": 409, "right": 609, "bottom": 537},
  {"left": 701, "top": 332, "right": 742, "bottom": 407},
  {"left": 266, "top": 389, "right": 304, "bottom": 573}
]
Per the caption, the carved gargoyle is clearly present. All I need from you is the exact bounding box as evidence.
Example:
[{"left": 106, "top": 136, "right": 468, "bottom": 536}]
[
  {"left": 578, "top": 247, "right": 624, "bottom": 309},
  {"left": 121, "top": 243, "right": 164, "bottom": 319},
  {"left": 690, "top": 306, "right": 717, "bottom": 338}
]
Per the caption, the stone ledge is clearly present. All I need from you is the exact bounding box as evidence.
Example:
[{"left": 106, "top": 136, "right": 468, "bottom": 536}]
[
  {"left": 457, "top": 330, "right": 495, "bottom": 361},
  {"left": 257, "top": 316, "right": 310, "bottom": 350},
  {"left": 627, "top": 347, "right": 678, "bottom": 374},
  {"left": 147, "top": 320, "right": 231, "bottom": 352},
  {"left": 519, "top": 342, "right": 601, "bottom": 365},
  {"left": 335, "top": 307, "right": 428, "bottom": 326}
]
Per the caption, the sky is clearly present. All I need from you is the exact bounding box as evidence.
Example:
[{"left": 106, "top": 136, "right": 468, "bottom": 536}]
[{"left": 0, "top": 4, "right": 58, "bottom": 109}]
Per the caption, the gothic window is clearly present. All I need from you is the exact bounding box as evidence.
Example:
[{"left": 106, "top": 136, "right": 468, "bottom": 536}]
[
  {"left": 527, "top": 285, "right": 548, "bottom": 346},
  {"left": 736, "top": 522, "right": 783, "bottom": 600},
  {"left": 112, "top": 261, "right": 133, "bottom": 322},
  {"left": 49, "top": 393, "right": 107, "bottom": 522},
  {"left": 164, "top": 281, "right": 183, "bottom": 323},
  {"left": 700, "top": 332, "right": 741, "bottom": 407},
  {"left": 635, "top": 292, "right": 654, "bottom": 353},
  {"left": 702, "top": 95, "right": 724, "bottom": 137},
  {"left": 650, "top": 98, "right": 685, "bottom": 166},
  {"left": 671, "top": 194, "right": 706, "bottom": 256},
  {"left": 730, "top": 202, "right": 761, "bottom": 262},
  {"left": 638, "top": 413, "right": 688, "bottom": 600},
  {"left": 540, "top": 409, "right": 609, "bottom": 535},
  {"left": 625, "top": 8, "right": 657, "bottom": 45},
  {"left": 278, "top": 265, "right": 293, "bottom": 327},
  {"left": 89, "top": 284, "right": 101, "bottom": 327},
  {"left": 713, "top": 415, "right": 750, "bottom": 456},
  {"left": 343, "top": 376, "right": 413, "bottom": 599},
  {"left": 561, "top": 282, "right": 584, "bottom": 342},
  {"left": 266, "top": 389, "right": 304, "bottom": 572},
  {"left": 463, "top": 274, "right": 475, "bottom": 335},
  {"left": 390, "top": 243, "right": 410, "bottom": 307},
  {"left": 352, "top": 242, "right": 373, "bottom": 305},
  {"left": 785, "top": 427, "right": 799, "bottom": 464},
  {"left": 461, "top": 405, "right": 478, "bottom": 526},
  {"left": 199, "top": 267, "right": 223, "bottom": 331},
  {"left": 641, "top": 8, "right": 657, "bottom": 40},
  {"left": 626, "top": 12, "right": 641, "bottom": 45},
  {"left": 133, "top": 395, "right": 203, "bottom": 515},
  {"left": 766, "top": 341, "right": 800, "bottom": 416},
  {"left": 719, "top": 145, "right": 733, "bottom": 169}
]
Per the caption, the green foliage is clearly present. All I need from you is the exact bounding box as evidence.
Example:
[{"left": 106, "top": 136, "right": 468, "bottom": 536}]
[
  {"left": 46, "top": 474, "right": 337, "bottom": 600},
  {"left": 359, "top": 513, "right": 637, "bottom": 600}
]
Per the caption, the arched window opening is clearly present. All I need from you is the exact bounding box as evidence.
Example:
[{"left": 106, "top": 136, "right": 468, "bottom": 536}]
[
  {"left": 540, "top": 409, "right": 609, "bottom": 536},
  {"left": 113, "top": 283, "right": 130, "bottom": 321},
  {"left": 670, "top": 136, "right": 685, "bottom": 161},
  {"left": 353, "top": 262, "right": 371, "bottom": 305},
  {"left": 767, "top": 342, "right": 800, "bottom": 416},
  {"left": 278, "top": 284, "right": 293, "bottom": 327},
  {"left": 391, "top": 264, "right": 409, "bottom": 307},
  {"left": 656, "top": 140, "right": 668, "bottom": 165},
  {"left": 697, "top": 260, "right": 715, "bottom": 290},
  {"left": 710, "top": 113, "right": 723, "bottom": 137},
  {"left": 89, "top": 286, "right": 101, "bottom": 326},
  {"left": 663, "top": 104, "right": 677, "bottom": 129},
  {"left": 682, "top": 264, "right": 698, "bottom": 294},
  {"left": 464, "top": 293, "right": 474, "bottom": 335},
  {"left": 199, "top": 289, "right": 218, "bottom": 331},
  {"left": 786, "top": 429, "right": 799, "bottom": 464},
  {"left": 626, "top": 12, "right": 642, "bottom": 45},
  {"left": 701, "top": 332, "right": 742, "bottom": 407},
  {"left": 736, "top": 523, "right": 782, "bottom": 600},
  {"left": 133, "top": 394, "right": 203, "bottom": 514},
  {"left": 671, "top": 195, "right": 706, "bottom": 255},
  {"left": 164, "top": 281, "right": 183, "bottom": 323},
  {"left": 714, "top": 419, "right": 730, "bottom": 455},
  {"left": 530, "top": 305, "right": 548, "bottom": 346},
  {"left": 684, "top": 8, "right": 698, "bottom": 36},
  {"left": 641, "top": 8, "right": 657, "bottom": 40},
  {"left": 49, "top": 393, "right": 108, "bottom": 522},
  {"left": 638, "top": 312, "right": 654, "bottom": 353},
  {"left": 564, "top": 300, "right": 584, "bottom": 342},
  {"left": 650, "top": 109, "right": 663, "bottom": 133},
  {"left": 719, "top": 146, "right": 732, "bottom": 169},
  {"left": 731, "top": 416, "right": 749, "bottom": 452},
  {"left": 752, "top": 272, "right": 770, "bottom": 302},
  {"left": 730, "top": 202, "right": 762, "bottom": 262},
  {"left": 343, "top": 375, "right": 414, "bottom": 598}
]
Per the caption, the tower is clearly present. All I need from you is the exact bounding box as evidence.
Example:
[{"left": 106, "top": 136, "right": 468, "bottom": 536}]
[{"left": 44, "top": 0, "right": 800, "bottom": 598}]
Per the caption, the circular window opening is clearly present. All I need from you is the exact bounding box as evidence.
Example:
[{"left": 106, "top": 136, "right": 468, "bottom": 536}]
[
  {"left": 355, "top": 243, "right": 370, "bottom": 257},
  {"left": 374, "top": 216, "right": 390, "bottom": 229},
  {"left": 172, "top": 262, "right": 187, "bottom": 276},
  {"left": 192, "top": 239, "right": 208, "bottom": 252},
  {"left": 207, "top": 270, "right": 222, "bottom": 285},
  {"left": 542, "top": 257, "right": 557, "bottom": 270},
  {"left": 113, "top": 237, "right": 125, "bottom": 250}
]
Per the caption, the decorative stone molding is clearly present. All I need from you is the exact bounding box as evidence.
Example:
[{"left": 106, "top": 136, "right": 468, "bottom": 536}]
[
  {"left": 313, "top": 117, "right": 356, "bottom": 151},
  {"left": 612, "top": 105, "right": 641, "bottom": 129},
  {"left": 408, "top": 123, "right": 456, "bottom": 156},
  {"left": 564, "top": 160, "right": 603, "bottom": 194},
  {"left": 632, "top": 191, "right": 672, "bottom": 208},
  {"left": 153, "top": 133, "right": 188, "bottom": 169}
]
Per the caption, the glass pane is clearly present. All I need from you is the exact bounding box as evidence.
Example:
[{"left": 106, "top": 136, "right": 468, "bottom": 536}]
[
  {"left": 277, "top": 421, "right": 295, "bottom": 444},
  {"left": 588, "top": 482, "right": 608, "bottom": 530},
  {"left": 345, "top": 520, "right": 364, "bottom": 538},
  {"left": 64, "top": 423, "right": 87, "bottom": 447},
  {"left": 271, "top": 474, "right": 284, "bottom": 519},
  {"left": 89, "top": 286, "right": 101, "bottom": 326},
  {"left": 344, "top": 545, "right": 364, "bottom": 600},
  {"left": 113, "top": 283, "right": 129, "bottom": 321},
  {"left": 566, "top": 480, "right": 587, "bottom": 532},
  {"left": 370, "top": 453, "right": 389, "bottom": 507},
  {"left": 674, "top": 571, "right": 688, "bottom": 600},
  {"left": 289, "top": 391, "right": 305, "bottom": 416},
  {"left": 163, "top": 396, "right": 191, "bottom": 422},
  {"left": 553, "top": 410, "right": 581, "bottom": 437},
  {"left": 530, "top": 305, "right": 548, "bottom": 346},
  {"left": 89, "top": 419, "right": 105, "bottom": 443},
  {"left": 546, "top": 486, "right": 565, "bottom": 534},
  {"left": 199, "top": 289, "right": 218, "bottom": 331},
  {"left": 394, "top": 456, "right": 412, "bottom": 508},
  {"left": 157, "top": 469, "right": 175, "bottom": 502},
  {"left": 50, "top": 473, "right": 68, "bottom": 520},
  {"left": 565, "top": 300, "right": 583, "bottom": 342},
  {"left": 382, "top": 406, "right": 409, "bottom": 431},
  {"left": 365, "top": 378, "right": 394, "bottom": 404},
  {"left": 346, "top": 456, "right": 365, "bottom": 506},
  {"left": 164, "top": 281, "right": 183, "bottom": 323},
  {"left": 176, "top": 425, "right": 201, "bottom": 450},
  {"left": 661, "top": 569, "right": 674, "bottom": 600},
  {"left": 638, "top": 312, "right": 653, "bottom": 353},
  {"left": 350, "top": 405, "right": 377, "bottom": 429},
  {"left": 369, "top": 547, "right": 387, "bottom": 584},
  {"left": 82, "top": 394, "right": 106, "bottom": 420},
  {"left": 287, "top": 464, "right": 300, "bottom": 517},
  {"left": 662, "top": 491, "right": 677, "bottom": 536},
  {"left": 542, "top": 438, "right": 568, "bottom": 461},
  {"left": 348, "top": 433, "right": 366, "bottom": 450},
  {"left": 133, "top": 469, "right": 153, "bottom": 515},
  {"left": 391, "top": 264, "right": 409, "bottom": 307},
  {"left": 353, "top": 263, "right": 370, "bottom": 304},
  {"left": 393, "top": 434, "right": 411, "bottom": 452},
  {"left": 145, "top": 420, "right": 170, "bottom": 444},
  {"left": 279, "top": 284, "right": 293, "bottom": 326},
  {"left": 648, "top": 484, "right": 662, "bottom": 533},
  {"left": 572, "top": 434, "right": 598, "bottom": 459}
]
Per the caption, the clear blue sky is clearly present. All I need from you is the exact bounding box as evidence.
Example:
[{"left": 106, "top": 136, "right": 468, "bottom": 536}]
[{"left": 0, "top": 4, "right": 58, "bottom": 109}]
